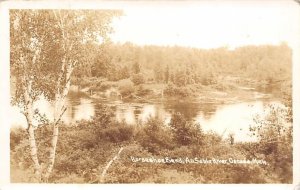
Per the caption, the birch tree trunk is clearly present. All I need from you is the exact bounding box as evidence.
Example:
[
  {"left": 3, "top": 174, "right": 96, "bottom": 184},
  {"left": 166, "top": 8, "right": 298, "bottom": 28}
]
[
  {"left": 43, "top": 11, "right": 75, "bottom": 181},
  {"left": 23, "top": 78, "right": 41, "bottom": 181},
  {"left": 44, "top": 59, "right": 74, "bottom": 181}
]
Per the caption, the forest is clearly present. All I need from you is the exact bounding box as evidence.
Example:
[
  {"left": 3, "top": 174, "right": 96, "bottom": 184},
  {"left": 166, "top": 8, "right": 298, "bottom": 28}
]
[
  {"left": 10, "top": 9, "right": 292, "bottom": 184},
  {"left": 71, "top": 42, "right": 291, "bottom": 99}
]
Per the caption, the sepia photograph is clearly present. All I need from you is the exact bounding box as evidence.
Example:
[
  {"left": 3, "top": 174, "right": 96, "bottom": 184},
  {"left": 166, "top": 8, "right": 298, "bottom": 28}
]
[{"left": 3, "top": 0, "right": 299, "bottom": 185}]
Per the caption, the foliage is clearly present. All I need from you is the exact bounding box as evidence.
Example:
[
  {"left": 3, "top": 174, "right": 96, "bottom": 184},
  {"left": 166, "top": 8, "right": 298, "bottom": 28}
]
[
  {"left": 137, "top": 117, "right": 174, "bottom": 154},
  {"left": 118, "top": 79, "right": 134, "bottom": 96},
  {"left": 10, "top": 9, "right": 122, "bottom": 181},
  {"left": 10, "top": 127, "right": 27, "bottom": 150},
  {"left": 132, "top": 61, "right": 141, "bottom": 74},
  {"left": 73, "top": 43, "right": 292, "bottom": 91},
  {"left": 131, "top": 73, "right": 145, "bottom": 86},
  {"left": 170, "top": 112, "right": 204, "bottom": 146},
  {"left": 135, "top": 85, "right": 152, "bottom": 96},
  {"left": 11, "top": 9, "right": 121, "bottom": 104},
  {"left": 88, "top": 105, "right": 115, "bottom": 129},
  {"left": 164, "top": 83, "right": 196, "bottom": 97},
  {"left": 10, "top": 103, "right": 292, "bottom": 183},
  {"left": 249, "top": 102, "right": 292, "bottom": 183},
  {"left": 98, "top": 124, "right": 134, "bottom": 143}
]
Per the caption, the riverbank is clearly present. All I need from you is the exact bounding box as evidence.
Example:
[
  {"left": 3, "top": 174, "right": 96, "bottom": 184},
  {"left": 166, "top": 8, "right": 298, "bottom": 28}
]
[
  {"left": 10, "top": 103, "right": 292, "bottom": 183},
  {"left": 70, "top": 76, "right": 277, "bottom": 105}
]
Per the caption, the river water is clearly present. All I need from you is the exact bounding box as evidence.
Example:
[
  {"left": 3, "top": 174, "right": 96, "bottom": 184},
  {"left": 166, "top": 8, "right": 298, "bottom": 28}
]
[{"left": 10, "top": 89, "right": 281, "bottom": 142}]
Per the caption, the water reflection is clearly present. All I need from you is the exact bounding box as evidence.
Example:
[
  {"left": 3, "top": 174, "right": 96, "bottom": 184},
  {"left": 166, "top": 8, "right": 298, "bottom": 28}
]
[
  {"left": 72, "top": 99, "right": 95, "bottom": 122},
  {"left": 11, "top": 93, "right": 280, "bottom": 143},
  {"left": 10, "top": 95, "right": 95, "bottom": 128},
  {"left": 115, "top": 106, "right": 136, "bottom": 125},
  {"left": 195, "top": 102, "right": 265, "bottom": 142}
]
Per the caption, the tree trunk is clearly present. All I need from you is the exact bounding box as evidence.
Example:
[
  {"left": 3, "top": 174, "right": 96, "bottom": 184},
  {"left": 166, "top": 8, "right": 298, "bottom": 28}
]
[
  {"left": 43, "top": 123, "right": 59, "bottom": 181},
  {"left": 27, "top": 124, "right": 41, "bottom": 182},
  {"left": 23, "top": 79, "right": 41, "bottom": 181},
  {"left": 44, "top": 61, "right": 73, "bottom": 181},
  {"left": 43, "top": 12, "right": 75, "bottom": 180}
]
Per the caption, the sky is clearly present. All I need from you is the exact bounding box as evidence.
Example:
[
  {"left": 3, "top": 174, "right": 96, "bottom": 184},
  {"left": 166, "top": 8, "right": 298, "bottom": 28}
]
[{"left": 110, "top": 1, "right": 300, "bottom": 49}]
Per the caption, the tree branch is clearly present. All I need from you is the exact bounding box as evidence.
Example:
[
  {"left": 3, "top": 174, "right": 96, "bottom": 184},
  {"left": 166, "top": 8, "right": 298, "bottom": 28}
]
[
  {"left": 54, "top": 106, "right": 67, "bottom": 125},
  {"left": 99, "top": 147, "right": 124, "bottom": 183}
]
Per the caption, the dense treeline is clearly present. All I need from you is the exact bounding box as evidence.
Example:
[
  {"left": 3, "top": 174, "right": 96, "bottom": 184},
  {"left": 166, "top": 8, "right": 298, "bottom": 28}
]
[{"left": 73, "top": 42, "right": 292, "bottom": 87}]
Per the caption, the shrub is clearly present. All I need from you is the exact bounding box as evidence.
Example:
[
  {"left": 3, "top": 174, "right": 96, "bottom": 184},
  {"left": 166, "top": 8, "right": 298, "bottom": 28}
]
[
  {"left": 136, "top": 85, "right": 151, "bottom": 96},
  {"left": 97, "top": 80, "right": 117, "bottom": 91},
  {"left": 90, "top": 105, "right": 115, "bottom": 129},
  {"left": 164, "top": 83, "right": 194, "bottom": 97},
  {"left": 203, "top": 130, "right": 222, "bottom": 145},
  {"left": 169, "top": 112, "right": 204, "bottom": 146},
  {"left": 118, "top": 79, "right": 134, "bottom": 96},
  {"left": 249, "top": 103, "right": 292, "bottom": 183},
  {"left": 164, "top": 83, "right": 176, "bottom": 95},
  {"left": 98, "top": 125, "right": 134, "bottom": 143},
  {"left": 137, "top": 117, "right": 174, "bottom": 153},
  {"left": 131, "top": 73, "right": 145, "bottom": 85}
]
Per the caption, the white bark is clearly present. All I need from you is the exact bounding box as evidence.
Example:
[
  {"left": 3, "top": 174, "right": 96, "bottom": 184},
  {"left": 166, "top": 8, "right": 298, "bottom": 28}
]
[
  {"left": 44, "top": 11, "right": 77, "bottom": 178},
  {"left": 44, "top": 60, "right": 74, "bottom": 181},
  {"left": 99, "top": 147, "right": 124, "bottom": 183},
  {"left": 23, "top": 78, "right": 41, "bottom": 181}
]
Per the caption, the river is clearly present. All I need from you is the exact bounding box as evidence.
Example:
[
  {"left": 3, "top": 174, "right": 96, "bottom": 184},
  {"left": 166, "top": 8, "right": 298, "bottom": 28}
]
[{"left": 10, "top": 89, "right": 282, "bottom": 142}]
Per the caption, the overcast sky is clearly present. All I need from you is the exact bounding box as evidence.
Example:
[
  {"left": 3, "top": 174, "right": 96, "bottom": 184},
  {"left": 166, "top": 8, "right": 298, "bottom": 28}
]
[{"left": 110, "top": 1, "right": 300, "bottom": 49}]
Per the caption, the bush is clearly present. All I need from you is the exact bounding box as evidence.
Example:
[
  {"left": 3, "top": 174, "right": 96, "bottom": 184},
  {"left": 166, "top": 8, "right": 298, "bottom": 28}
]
[
  {"left": 136, "top": 85, "right": 151, "bottom": 96},
  {"left": 203, "top": 130, "right": 222, "bottom": 145},
  {"left": 86, "top": 106, "right": 135, "bottom": 143},
  {"left": 131, "top": 73, "right": 145, "bottom": 85},
  {"left": 169, "top": 112, "right": 204, "bottom": 146},
  {"left": 201, "top": 73, "right": 217, "bottom": 86},
  {"left": 89, "top": 105, "right": 115, "bottom": 129},
  {"left": 249, "top": 103, "right": 292, "bottom": 183},
  {"left": 118, "top": 79, "right": 134, "bottom": 96},
  {"left": 164, "top": 83, "right": 177, "bottom": 95},
  {"left": 97, "top": 80, "right": 117, "bottom": 91},
  {"left": 164, "top": 83, "right": 195, "bottom": 97},
  {"left": 137, "top": 117, "right": 174, "bottom": 154},
  {"left": 98, "top": 125, "right": 134, "bottom": 143}
]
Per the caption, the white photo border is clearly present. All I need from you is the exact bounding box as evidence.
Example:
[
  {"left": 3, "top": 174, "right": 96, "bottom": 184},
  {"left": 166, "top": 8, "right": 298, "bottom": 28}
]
[{"left": 0, "top": 1, "right": 299, "bottom": 189}]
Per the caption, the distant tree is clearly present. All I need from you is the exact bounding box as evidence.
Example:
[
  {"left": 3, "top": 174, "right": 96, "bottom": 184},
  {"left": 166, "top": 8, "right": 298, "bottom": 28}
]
[
  {"left": 169, "top": 71, "right": 175, "bottom": 84},
  {"left": 154, "top": 62, "right": 164, "bottom": 83},
  {"left": 175, "top": 70, "right": 187, "bottom": 87},
  {"left": 120, "top": 66, "right": 130, "bottom": 79},
  {"left": 164, "top": 65, "right": 170, "bottom": 83},
  {"left": 91, "top": 48, "right": 112, "bottom": 78},
  {"left": 132, "top": 61, "right": 141, "bottom": 74}
]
